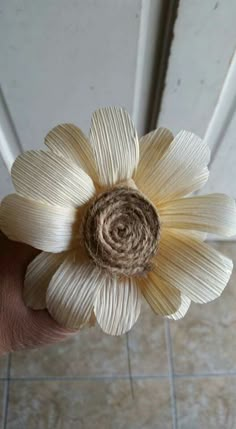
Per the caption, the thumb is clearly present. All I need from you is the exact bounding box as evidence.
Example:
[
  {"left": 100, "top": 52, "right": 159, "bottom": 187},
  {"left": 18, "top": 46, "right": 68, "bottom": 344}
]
[
  {"left": 0, "top": 233, "right": 39, "bottom": 299},
  {"left": 0, "top": 232, "right": 39, "bottom": 270},
  {"left": 0, "top": 233, "right": 77, "bottom": 352},
  {"left": 26, "top": 308, "right": 76, "bottom": 347}
]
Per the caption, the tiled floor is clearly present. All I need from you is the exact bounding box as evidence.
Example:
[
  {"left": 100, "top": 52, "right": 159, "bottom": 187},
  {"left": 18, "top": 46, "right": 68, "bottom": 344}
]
[{"left": 0, "top": 242, "right": 236, "bottom": 429}]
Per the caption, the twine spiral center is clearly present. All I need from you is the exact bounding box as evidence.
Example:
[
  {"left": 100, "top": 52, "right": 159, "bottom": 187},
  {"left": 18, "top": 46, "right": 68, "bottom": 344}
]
[{"left": 83, "top": 187, "right": 160, "bottom": 276}]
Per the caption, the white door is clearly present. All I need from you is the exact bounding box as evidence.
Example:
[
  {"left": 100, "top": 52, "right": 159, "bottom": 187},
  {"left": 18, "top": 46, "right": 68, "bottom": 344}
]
[
  {"left": 0, "top": 0, "right": 164, "bottom": 196},
  {"left": 158, "top": 0, "right": 236, "bottom": 198},
  {"left": 1, "top": 1, "right": 236, "bottom": 209}
]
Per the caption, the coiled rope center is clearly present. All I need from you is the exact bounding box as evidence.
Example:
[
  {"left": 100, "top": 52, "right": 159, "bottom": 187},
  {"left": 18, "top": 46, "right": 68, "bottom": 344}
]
[{"left": 83, "top": 187, "right": 160, "bottom": 276}]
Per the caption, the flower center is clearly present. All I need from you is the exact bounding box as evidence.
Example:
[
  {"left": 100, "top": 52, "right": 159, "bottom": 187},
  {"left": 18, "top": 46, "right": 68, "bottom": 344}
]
[{"left": 83, "top": 187, "right": 160, "bottom": 276}]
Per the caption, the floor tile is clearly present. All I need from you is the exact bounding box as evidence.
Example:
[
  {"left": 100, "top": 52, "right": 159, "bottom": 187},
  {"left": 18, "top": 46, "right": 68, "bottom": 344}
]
[
  {"left": 175, "top": 376, "right": 236, "bottom": 429},
  {"left": 131, "top": 379, "right": 172, "bottom": 428},
  {"left": 128, "top": 304, "right": 168, "bottom": 376},
  {"left": 0, "top": 355, "right": 7, "bottom": 378},
  {"left": 7, "top": 379, "right": 172, "bottom": 429},
  {"left": 11, "top": 326, "right": 129, "bottom": 377},
  {"left": 170, "top": 242, "right": 236, "bottom": 374},
  {"left": 0, "top": 382, "right": 4, "bottom": 426}
]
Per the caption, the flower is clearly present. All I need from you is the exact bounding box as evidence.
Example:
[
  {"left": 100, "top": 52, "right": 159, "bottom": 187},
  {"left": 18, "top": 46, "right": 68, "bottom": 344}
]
[{"left": 1, "top": 107, "right": 236, "bottom": 335}]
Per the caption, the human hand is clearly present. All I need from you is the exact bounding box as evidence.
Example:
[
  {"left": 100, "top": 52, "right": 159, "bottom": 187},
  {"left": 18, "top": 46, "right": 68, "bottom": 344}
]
[{"left": 0, "top": 232, "right": 74, "bottom": 355}]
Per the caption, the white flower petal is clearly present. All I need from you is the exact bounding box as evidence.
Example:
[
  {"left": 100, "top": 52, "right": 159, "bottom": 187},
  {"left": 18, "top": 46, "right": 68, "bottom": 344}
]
[
  {"left": 89, "top": 107, "right": 139, "bottom": 186},
  {"left": 135, "top": 128, "right": 173, "bottom": 196},
  {"left": 45, "top": 123, "right": 98, "bottom": 181},
  {"left": 155, "top": 231, "right": 233, "bottom": 303},
  {"left": 170, "top": 229, "right": 207, "bottom": 242},
  {"left": 166, "top": 295, "right": 191, "bottom": 320},
  {"left": 139, "top": 271, "right": 182, "bottom": 317},
  {"left": 174, "top": 166, "right": 209, "bottom": 198},
  {"left": 139, "top": 127, "right": 174, "bottom": 161},
  {"left": 137, "top": 130, "right": 210, "bottom": 204},
  {"left": 0, "top": 194, "right": 77, "bottom": 252},
  {"left": 11, "top": 150, "right": 95, "bottom": 207},
  {"left": 159, "top": 194, "right": 236, "bottom": 237},
  {"left": 24, "top": 252, "right": 66, "bottom": 309},
  {"left": 46, "top": 256, "right": 104, "bottom": 328},
  {"left": 94, "top": 276, "right": 141, "bottom": 335}
]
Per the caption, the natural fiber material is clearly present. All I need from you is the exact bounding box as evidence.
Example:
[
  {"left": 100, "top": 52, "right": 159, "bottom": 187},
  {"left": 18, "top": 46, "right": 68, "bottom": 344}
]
[
  {"left": 1, "top": 106, "right": 235, "bottom": 335},
  {"left": 83, "top": 187, "right": 160, "bottom": 276}
]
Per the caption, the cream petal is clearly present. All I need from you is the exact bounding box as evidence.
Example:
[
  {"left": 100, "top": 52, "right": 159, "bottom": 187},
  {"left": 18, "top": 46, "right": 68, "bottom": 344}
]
[
  {"left": 0, "top": 194, "right": 77, "bottom": 252},
  {"left": 159, "top": 193, "right": 236, "bottom": 237},
  {"left": 11, "top": 150, "right": 95, "bottom": 207},
  {"left": 166, "top": 295, "right": 191, "bottom": 320},
  {"left": 135, "top": 128, "right": 173, "bottom": 196},
  {"left": 141, "top": 167, "right": 209, "bottom": 205},
  {"left": 139, "top": 271, "right": 182, "bottom": 316},
  {"left": 137, "top": 130, "right": 210, "bottom": 204},
  {"left": 155, "top": 231, "right": 233, "bottom": 303},
  {"left": 89, "top": 107, "right": 139, "bottom": 186},
  {"left": 46, "top": 256, "right": 104, "bottom": 328},
  {"left": 140, "top": 268, "right": 191, "bottom": 320},
  {"left": 174, "top": 167, "right": 209, "bottom": 198},
  {"left": 94, "top": 276, "right": 141, "bottom": 335},
  {"left": 24, "top": 252, "right": 66, "bottom": 309},
  {"left": 45, "top": 123, "right": 98, "bottom": 181},
  {"left": 170, "top": 229, "right": 207, "bottom": 242},
  {"left": 139, "top": 128, "right": 174, "bottom": 162}
]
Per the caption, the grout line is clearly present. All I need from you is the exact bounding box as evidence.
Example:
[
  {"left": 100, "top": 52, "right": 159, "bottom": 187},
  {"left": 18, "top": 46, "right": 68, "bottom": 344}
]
[
  {"left": 126, "top": 334, "right": 135, "bottom": 399},
  {"left": 2, "top": 354, "right": 11, "bottom": 429},
  {"left": 174, "top": 371, "right": 236, "bottom": 379},
  {"left": 165, "top": 321, "right": 178, "bottom": 429},
  {"left": 1, "top": 370, "right": 236, "bottom": 382},
  {"left": 1, "top": 371, "right": 236, "bottom": 383},
  {"left": 0, "top": 374, "right": 169, "bottom": 382}
]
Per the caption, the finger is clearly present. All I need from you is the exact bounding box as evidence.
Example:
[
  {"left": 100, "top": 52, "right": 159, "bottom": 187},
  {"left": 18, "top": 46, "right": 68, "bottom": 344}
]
[
  {"left": 0, "top": 233, "right": 39, "bottom": 303},
  {"left": 0, "top": 232, "right": 39, "bottom": 270},
  {"left": 7, "top": 306, "right": 77, "bottom": 352},
  {"left": 26, "top": 308, "right": 76, "bottom": 347}
]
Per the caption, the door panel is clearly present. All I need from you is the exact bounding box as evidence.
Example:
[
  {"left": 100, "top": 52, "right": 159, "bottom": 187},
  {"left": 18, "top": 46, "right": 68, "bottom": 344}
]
[
  {"left": 0, "top": 0, "right": 143, "bottom": 154},
  {"left": 0, "top": 158, "right": 13, "bottom": 199},
  {"left": 158, "top": 0, "right": 236, "bottom": 198}
]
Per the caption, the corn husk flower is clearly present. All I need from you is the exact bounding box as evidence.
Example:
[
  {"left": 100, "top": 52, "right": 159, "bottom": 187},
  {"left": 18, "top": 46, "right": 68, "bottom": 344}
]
[{"left": 1, "top": 107, "right": 236, "bottom": 335}]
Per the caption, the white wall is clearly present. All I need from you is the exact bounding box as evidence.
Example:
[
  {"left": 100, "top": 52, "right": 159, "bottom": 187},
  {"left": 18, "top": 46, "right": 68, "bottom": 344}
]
[
  {"left": 0, "top": 0, "right": 142, "bottom": 152},
  {"left": 0, "top": 0, "right": 164, "bottom": 197},
  {"left": 158, "top": 0, "right": 236, "bottom": 197},
  {"left": 1, "top": 0, "right": 235, "bottom": 200},
  {"left": 0, "top": 158, "right": 13, "bottom": 199}
]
